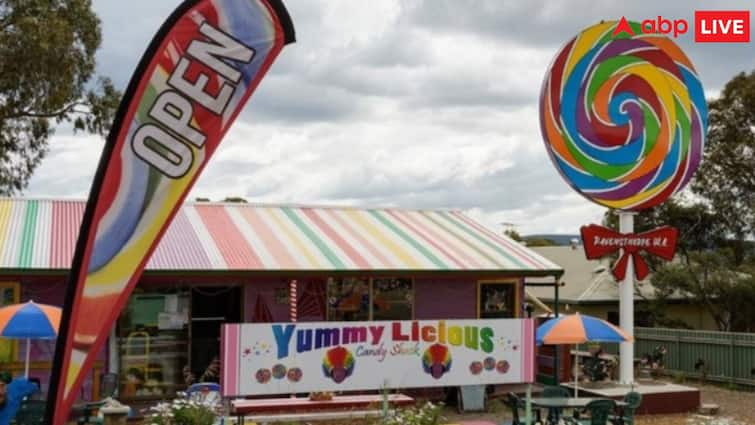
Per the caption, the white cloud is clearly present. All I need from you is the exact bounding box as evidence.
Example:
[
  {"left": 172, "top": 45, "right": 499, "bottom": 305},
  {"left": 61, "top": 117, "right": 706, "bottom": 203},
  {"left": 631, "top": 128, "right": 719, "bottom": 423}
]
[{"left": 24, "top": 0, "right": 755, "bottom": 237}]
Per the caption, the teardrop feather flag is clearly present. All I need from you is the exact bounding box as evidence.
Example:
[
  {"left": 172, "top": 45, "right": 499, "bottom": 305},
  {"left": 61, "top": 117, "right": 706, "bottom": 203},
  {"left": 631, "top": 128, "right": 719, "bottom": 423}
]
[{"left": 45, "top": 1, "right": 294, "bottom": 423}]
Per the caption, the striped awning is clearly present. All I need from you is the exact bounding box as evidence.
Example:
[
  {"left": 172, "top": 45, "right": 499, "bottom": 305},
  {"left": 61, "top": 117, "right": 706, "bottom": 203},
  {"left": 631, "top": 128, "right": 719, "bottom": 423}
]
[{"left": 0, "top": 198, "right": 561, "bottom": 273}]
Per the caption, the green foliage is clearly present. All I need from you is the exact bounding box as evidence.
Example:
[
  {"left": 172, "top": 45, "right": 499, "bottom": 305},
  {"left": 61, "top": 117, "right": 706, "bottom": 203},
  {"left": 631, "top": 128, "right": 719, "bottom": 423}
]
[
  {"left": 524, "top": 238, "right": 558, "bottom": 247},
  {"left": 0, "top": 0, "right": 121, "bottom": 194},
  {"left": 693, "top": 70, "right": 755, "bottom": 252},
  {"left": 378, "top": 402, "right": 444, "bottom": 425},
  {"left": 651, "top": 250, "right": 755, "bottom": 332},
  {"left": 503, "top": 229, "right": 522, "bottom": 242}
]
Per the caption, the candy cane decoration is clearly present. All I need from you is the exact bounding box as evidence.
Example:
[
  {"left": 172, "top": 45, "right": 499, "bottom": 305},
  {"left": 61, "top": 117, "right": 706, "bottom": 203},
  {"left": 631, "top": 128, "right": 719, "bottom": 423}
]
[{"left": 290, "top": 279, "right": 297, "bottom": 322}]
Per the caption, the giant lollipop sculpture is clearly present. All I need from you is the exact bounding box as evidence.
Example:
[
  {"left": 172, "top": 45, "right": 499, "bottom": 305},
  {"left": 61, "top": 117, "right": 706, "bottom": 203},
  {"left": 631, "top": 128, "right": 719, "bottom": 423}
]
[{"left": 539, "top": 19, "right": 707, "bottom": 384}]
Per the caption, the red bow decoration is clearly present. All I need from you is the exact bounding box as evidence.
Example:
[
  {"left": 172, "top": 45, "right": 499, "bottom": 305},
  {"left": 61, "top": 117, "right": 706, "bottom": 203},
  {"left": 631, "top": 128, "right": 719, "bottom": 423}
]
[{"left": 580, "top": 224, "right": 678, "bottom": 281}]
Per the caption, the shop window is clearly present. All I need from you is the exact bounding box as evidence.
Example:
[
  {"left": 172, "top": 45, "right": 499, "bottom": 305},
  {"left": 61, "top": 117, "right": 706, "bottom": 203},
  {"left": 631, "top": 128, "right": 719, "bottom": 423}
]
[
  {"left": 117, "top": 290, "right": 189, "bottom": 399},
  {"left": 372, "top": 278, "right": 413, "bottom": 321},
  {"left": 327, "top": 277, "right": 370, "bottom": 321},
  {"left": 478, "top": 280, "right": 517, "bottom": 319},
  {"left": 0, "top": 282, "right": 19, "bottom": 362},
  {"left": 327, "top": 277, "right": 413, "bottom": 321}
]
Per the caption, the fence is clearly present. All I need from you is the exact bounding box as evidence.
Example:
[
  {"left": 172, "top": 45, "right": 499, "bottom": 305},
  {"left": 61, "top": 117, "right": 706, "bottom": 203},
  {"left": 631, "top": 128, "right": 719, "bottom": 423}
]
[{"left": 604, "top": 327, "right": 755, "bottom": 386}]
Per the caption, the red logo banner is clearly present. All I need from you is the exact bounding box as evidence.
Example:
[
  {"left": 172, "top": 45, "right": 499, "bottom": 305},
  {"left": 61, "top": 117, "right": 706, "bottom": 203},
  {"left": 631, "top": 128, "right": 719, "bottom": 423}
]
[{"left": 580, "top": 224, "right": 678, "bottom": 281}]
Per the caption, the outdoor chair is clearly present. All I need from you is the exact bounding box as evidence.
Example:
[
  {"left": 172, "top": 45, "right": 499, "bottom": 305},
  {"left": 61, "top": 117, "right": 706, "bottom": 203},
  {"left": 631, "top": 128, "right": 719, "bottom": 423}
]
[
  {"left": 502, "top": 392, "right": 522, "bottom": 425},
  {"left": 565, "top": 399, "right": 616, "bottom": 425},
  {"left": 76, "top": 373, "right": 120, "bottom": 425},
  {"left": 13, "top": 399, "right": 46, "bottom": 425},
  {"left": 609, "top": 392, "right": 642, "bottom": 425},
  {"left": 541, "top": 385, "right": 571, "bottom": 424}
]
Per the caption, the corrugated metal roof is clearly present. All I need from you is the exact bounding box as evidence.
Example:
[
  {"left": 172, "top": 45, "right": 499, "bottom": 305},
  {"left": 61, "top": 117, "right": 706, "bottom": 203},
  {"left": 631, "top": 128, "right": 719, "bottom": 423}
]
[{"left": 0, "top": 198, "right": 562, "bottom": 273}]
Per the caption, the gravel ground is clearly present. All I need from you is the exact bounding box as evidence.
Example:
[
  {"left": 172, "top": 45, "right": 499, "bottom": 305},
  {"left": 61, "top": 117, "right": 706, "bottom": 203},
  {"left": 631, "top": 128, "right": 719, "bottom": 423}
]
[{"left": 442, "top": 382, "right": 755, "bottom": 425}]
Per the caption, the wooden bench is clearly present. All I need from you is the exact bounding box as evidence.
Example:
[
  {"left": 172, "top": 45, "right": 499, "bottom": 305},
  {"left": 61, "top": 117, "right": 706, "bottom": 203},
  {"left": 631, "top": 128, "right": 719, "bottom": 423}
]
[{"left": 230, "top": 394, "right": 415, "bottom": 424}]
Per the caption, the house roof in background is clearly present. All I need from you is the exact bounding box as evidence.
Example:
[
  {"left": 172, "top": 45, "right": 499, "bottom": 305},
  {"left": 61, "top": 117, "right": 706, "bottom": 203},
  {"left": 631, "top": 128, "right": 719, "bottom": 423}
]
[
  {"left": 0, "top": 198, "right": 562, "bottom": 274},
  {"left": 526, "top": 245, "right": 658, "bottom": 304}
]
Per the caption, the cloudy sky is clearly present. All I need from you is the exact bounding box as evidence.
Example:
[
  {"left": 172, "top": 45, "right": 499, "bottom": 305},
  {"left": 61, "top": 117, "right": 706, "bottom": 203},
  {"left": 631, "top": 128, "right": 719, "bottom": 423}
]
[{"left": 25, "top": 0, "right": 755, "bottom": 235}]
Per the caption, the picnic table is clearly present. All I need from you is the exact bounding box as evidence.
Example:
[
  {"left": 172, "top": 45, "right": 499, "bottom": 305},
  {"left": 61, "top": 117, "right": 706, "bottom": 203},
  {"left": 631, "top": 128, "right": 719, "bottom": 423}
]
[
  {"left": 230, "top": 394, "right": 414, "bottom": 424},
  {"left": 531, "top": 397, "right": 628, "bottom": 425},
  {"left": 531, "top": 397, "right": 627, "bottom": 409}
]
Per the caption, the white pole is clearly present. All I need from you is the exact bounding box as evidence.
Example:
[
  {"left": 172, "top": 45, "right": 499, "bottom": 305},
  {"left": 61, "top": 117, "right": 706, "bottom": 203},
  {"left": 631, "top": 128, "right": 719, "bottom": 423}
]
[
  {"left": 24, "top": 338, "right": 30, "bottom": 378},
  {"left": 619, "top": 212, "right": 635, "bottom": 385},
  {"left": 574, "top": 344, "right": 579, "bottom": 398},
  {"left": 525, "top": 383, "right": 532, "bottom": 425}
]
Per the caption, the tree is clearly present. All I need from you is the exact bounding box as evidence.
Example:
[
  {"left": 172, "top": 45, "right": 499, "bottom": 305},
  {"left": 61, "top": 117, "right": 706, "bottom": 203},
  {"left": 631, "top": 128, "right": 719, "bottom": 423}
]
[
  {"left": 0, "top": 0, "right": 121, "bottom": 194},
  {"left": 693, "top": 70, "right": 755, "bottom": 259},
  {"left": 603, "top": 200, "right": 725, "bottom": 262},
  {"left": 503, "top": 229, "right": 522, "bottom": 241},
  {"left": 651, "top": 250, "right": 755, "bottom": 332},
  {"left": 603, "top": 200, "right": 755, "bottom": 331},
  {"left": 523, "top": 238, "right": 557, "bottom": 247},
  {"left": 223, "top": 197, "right": 248, "bottom": 203}
]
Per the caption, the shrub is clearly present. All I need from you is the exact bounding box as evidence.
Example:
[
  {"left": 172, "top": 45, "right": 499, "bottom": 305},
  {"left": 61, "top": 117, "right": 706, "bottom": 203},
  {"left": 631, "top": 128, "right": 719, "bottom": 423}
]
[
  {"left": 146, "top": 397, "right": 218, "bottom": 425},
  {"left": 379, "top": 401, "right": 444, "bottom": 425}
]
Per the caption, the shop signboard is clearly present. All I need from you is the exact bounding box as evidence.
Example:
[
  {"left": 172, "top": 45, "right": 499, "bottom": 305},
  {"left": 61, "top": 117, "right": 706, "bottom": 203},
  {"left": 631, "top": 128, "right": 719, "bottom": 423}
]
[{"left": 221, "top": 318, "right": 535, "bottom": 396}]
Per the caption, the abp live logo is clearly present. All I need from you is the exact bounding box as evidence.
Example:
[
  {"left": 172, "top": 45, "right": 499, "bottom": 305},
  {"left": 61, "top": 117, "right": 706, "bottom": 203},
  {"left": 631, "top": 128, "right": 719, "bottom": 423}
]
[
  {"left": 613, "top": 11, "right": 750, "bottom": 43},
  {"left": 695, "top": 11, "right": 750, "bottom": 42}
]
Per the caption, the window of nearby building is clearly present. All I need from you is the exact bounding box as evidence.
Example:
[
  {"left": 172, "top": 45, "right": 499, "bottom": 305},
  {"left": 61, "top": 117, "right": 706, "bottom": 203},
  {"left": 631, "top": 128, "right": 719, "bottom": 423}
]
[
  {"left": 327, "top": 277, "right": 413, "bottom": 321},
  {"left": 607, "top": 311, "right": 619, "bottom": 326},
  {"left": 117, "top": 290, "right": 189, "bottom": 399},
  {"left": 327, "top": 277, "right": 370, "bottom": 321},
  {"left": 478, "top": 280, "right": 518, "bottom": 319}
]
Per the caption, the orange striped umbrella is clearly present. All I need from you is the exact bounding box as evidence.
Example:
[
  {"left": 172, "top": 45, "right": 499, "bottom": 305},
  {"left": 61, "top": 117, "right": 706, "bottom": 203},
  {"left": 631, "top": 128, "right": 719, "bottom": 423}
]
[
  {"left": 536, "top": 312, "right": 632, "bottom": 345},
  {"left": 0, "top": 300, "right": 61, "bottom": 377},
  {"left": 536, "top": 313, "right": 632, "bottom": 397}
]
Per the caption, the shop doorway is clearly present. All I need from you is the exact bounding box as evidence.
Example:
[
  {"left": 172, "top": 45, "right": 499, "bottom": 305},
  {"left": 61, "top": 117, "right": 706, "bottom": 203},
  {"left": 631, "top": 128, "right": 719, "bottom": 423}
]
[{"left": 190, "top": 287, "right": 242, "bottom": 382}]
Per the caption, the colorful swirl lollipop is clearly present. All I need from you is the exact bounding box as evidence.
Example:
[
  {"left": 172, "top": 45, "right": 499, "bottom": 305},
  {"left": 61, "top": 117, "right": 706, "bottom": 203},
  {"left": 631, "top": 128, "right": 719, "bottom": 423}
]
[
  {"left": 540, "top": 20, "right": 707, "bottom": 211},
  {"left": 422, "top": 344, "right": 452, "bottom": 379},
  {"left": 322, "top": 346, "right": 355, "bottom": 384}
]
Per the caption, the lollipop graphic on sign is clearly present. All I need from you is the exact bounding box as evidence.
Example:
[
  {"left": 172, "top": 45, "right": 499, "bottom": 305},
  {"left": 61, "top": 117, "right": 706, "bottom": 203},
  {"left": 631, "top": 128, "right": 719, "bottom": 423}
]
[
  {"left": 540, "top": 20, "right": 707, "bottom": 211},
  {"left": 322, "top": 346, "right": 355, "bottom": 384},
  {"left": 422, "top": 344, "right": 452, "bottom": 379}
]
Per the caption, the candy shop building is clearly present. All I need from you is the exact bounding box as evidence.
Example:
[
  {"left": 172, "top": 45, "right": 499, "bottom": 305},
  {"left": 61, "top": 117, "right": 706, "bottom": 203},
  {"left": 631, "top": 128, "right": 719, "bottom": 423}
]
[{"left": 0, "top": 198, "right": 562, "bottom": 402}]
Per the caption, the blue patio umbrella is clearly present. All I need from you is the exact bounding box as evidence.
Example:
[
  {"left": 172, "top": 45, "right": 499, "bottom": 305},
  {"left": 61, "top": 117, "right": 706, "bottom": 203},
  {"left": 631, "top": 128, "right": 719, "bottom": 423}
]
[
  {"left": 0, "top": 301, "right": 61, "bottom": 377},
  {"left": 536, "top": 313, "right": 632, "bottom": 396}
]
